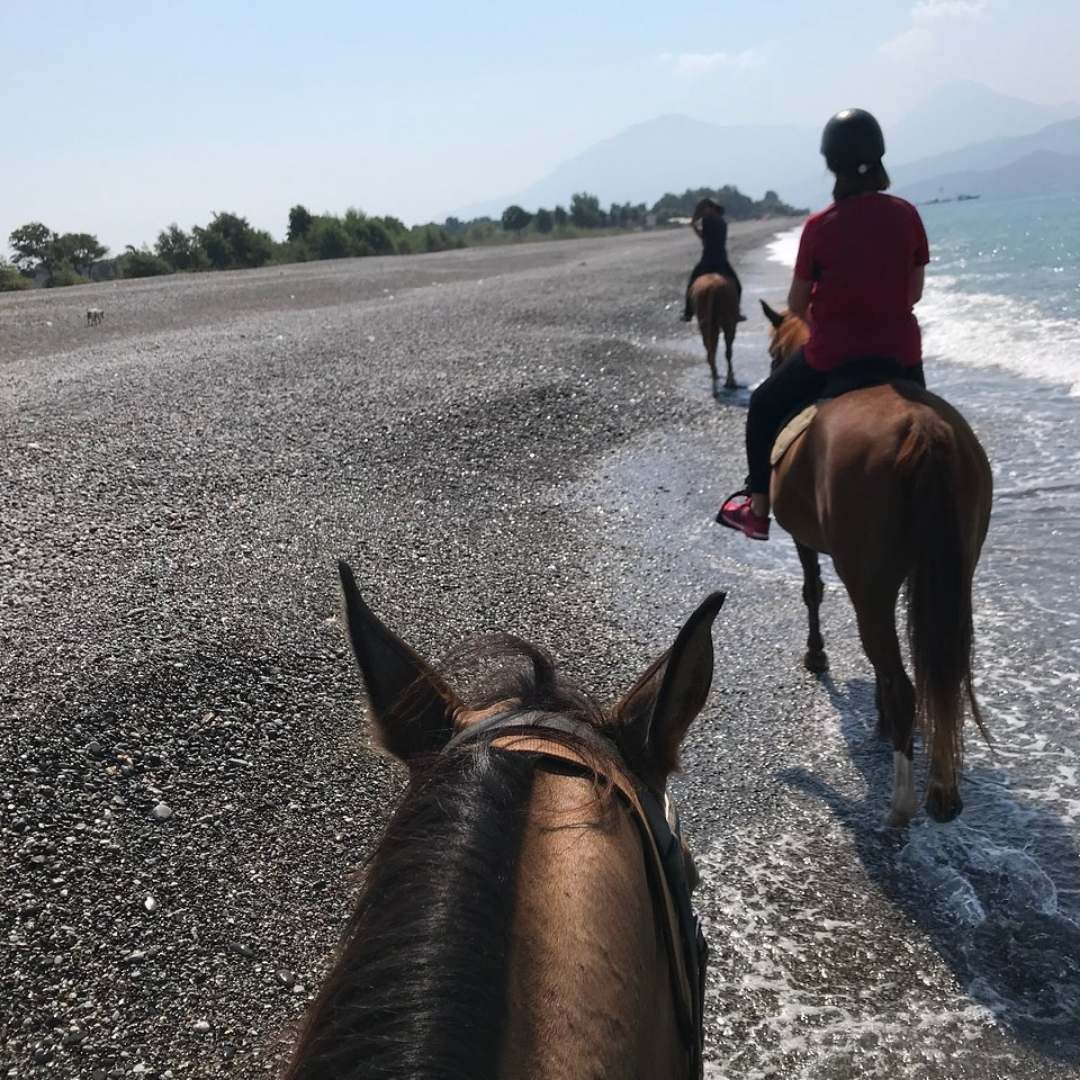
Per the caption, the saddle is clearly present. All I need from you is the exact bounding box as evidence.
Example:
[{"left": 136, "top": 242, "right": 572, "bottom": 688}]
[{"left": 770, "top": 358, "right": 920, "bottom": 469}]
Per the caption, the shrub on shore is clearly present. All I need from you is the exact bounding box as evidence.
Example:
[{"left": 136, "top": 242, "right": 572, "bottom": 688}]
[
  {"left": 6, "top": 182, "right": 807, "bottom": 288},
  {"left": 121, "top": 248, "right": 174, "bottom": 278},
  {"left": 0, "top": 261, "right": 31, "bottom": 291}
]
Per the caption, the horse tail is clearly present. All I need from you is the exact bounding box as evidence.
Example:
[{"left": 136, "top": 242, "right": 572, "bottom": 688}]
[{"left": 902, "top": 409, "right": 987, "bottom": 796}]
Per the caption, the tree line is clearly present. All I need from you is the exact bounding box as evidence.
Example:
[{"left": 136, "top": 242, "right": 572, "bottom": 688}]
[{"left": 1, "top": 185, "right": 806, "bottom": 291}]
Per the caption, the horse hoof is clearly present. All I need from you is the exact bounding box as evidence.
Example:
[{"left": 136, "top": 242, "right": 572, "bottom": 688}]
[
  {"left": 885, "top": 808, "right": 914, "bottom": 829},
  {"left": 724, "top": 379, "right": 737, "bottom": 391},
  {"left": 926, "top": 788, "right": 963, "bottom": 823},
  {"left": 804, "top": 650, "right": 828, "bottom": 674}
]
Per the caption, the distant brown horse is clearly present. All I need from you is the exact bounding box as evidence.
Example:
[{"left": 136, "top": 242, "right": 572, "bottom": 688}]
[
  {"left": 284, "top": 562, "right": 724, "bottom": 1080},
  {"left": 760, "top": 301, "right": 993, "bottom": 826},
  {"left": 690, "top": 274, "right": 739, "bottom": 389}
]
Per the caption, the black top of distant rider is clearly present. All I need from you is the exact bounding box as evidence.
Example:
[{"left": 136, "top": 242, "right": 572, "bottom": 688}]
[{"left": 692, "top": 198, "right": 728, "bottom": 264}]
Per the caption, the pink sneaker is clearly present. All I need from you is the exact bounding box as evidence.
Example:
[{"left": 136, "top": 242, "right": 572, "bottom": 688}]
[{"left": 716, "top": 494, "right": 770, "bottom": 541}]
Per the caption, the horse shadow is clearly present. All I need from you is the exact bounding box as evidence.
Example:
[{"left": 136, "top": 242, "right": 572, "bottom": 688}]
[
  {"left": 710, "top": 381, "right": 752, "bottom": 406},
  {"left": 779, "top": 675, "right": 1080, "bottom": 1064}
]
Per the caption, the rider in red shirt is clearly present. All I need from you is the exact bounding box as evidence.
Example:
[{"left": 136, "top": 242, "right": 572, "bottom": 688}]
[{"left": 718, "top": 108, "right": 930, "bottom": 541}]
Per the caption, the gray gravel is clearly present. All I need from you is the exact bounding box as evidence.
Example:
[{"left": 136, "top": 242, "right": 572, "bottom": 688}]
[
  {"left": 0, "top": 223, "right": 780, "bottom": 1079},
  {"left": 6, "top": 222, "right": 1072, "bottom": 1080}
]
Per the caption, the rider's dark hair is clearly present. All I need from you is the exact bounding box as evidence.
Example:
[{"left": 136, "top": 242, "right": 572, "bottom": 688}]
[
  {"left": 830, "top": 160, "right": 890, "bottom": 200},
  {"left": 692, "top": 196, "right": 724, "bottom": 218}
]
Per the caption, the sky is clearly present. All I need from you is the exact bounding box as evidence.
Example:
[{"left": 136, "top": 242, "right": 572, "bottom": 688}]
[{"left": 3, "top": 0, "right": 1079, "bottom": 252}]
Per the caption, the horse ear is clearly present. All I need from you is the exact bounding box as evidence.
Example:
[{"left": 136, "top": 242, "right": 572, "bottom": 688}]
[
  {"left": 338, "top": 561, "right": 461, "bottom": 765},
  {"left": 760, "top": 299, "right": 785, "bottom": 329},
  {"left": 612, "top": 592, "right": 725, "bottom": 790}
]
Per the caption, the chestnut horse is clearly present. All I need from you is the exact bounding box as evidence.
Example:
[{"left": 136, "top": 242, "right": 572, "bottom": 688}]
[
  {"left": 690, "top": 273, "right": 739, "bottom": 389},
  {"left": 283, "top": 561, "right": 724, "bottom": 1080},
  {"left": 760, "top": 301, "right": 992, "bottom": 826}
]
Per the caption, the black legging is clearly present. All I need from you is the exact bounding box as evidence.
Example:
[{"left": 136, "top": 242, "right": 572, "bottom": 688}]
[
  {"left": 685, "top": 259, "right": 741, "bottom": 312},
  {"left": 746, "top": 349, "right": 926, "bottom": 493}
]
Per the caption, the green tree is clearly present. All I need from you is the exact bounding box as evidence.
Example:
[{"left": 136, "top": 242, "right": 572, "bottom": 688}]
[
  {"left": 155, "top": 224, "right": 204, "bottom": 271},
  {"left": 341, "top": 208, "right": 398, "bottom": 257},
  {"left": 52, "top": 232, "right": 107, "bottom": 278},
  {"left": 287, "top": 204, "right": 314, "bottom": 242},
  {"left": 9, "top": 222, "right": 54, "bottom": 275},
  {"left": 553, "top": 205, "right": 568, "bottom": 228},
  {"left": 535, "top": 208, "right": 554, "bottom": 234},
  {"left": 501, "top": 205, "right": 533, "bottom": 237},
  {"left": 569, "top": 193, "right": 602, "bottom": 229},
  {"left": 193, "top": 212, "right": 274, "bottom": 270},
  {"left": 121, "top": 246, "right": 173, "bottom": 278},
  {"left": 309, "top": 216, "right": 351, "bottom": 259}
]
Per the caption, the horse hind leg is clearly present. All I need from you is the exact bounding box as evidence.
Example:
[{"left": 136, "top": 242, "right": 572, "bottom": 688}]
[
  {"left": 847, "top": 575, "right": 917, "bottom": 827},
  {"left": 723, "top": 326, "right": 736, "bottom": 390},
  {"left": 696, "top": 304, "right": 719, "bottom": 382},
  {"left": 795, "top": 541, "right": 827, "bottom": 673},
  {"left": 707, "top": 345, "right": 719, "bottom": 383}
]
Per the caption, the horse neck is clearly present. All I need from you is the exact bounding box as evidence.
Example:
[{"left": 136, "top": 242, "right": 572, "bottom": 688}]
[{"left": 499, "top": 767, "right": 684, "bottom": 1080}]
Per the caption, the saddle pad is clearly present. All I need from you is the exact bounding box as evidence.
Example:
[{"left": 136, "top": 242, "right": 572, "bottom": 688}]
[{"left": 770, "top": 404, "right": 818, "bottom": 468}]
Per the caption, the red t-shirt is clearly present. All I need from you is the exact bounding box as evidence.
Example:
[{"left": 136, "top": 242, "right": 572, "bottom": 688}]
[{"left": 794, "top": 193, "right": 930, "bottom": 371}]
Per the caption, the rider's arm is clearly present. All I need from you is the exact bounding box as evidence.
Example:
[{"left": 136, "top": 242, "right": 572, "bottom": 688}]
[
  {"left": 909, "top": 265, "right": 925, "bottom": 305},
  {"left": 791, "top": 218, "right": 816, "bottom": 318},
  {"left": 910, "top": 205, "right": 929, "bottom": 305},
  {"left": 788, "top": 277, "right": 812, "bottom": 317},
  {"left": 691, "top": 217, "right": 703, "bottom": 238}
]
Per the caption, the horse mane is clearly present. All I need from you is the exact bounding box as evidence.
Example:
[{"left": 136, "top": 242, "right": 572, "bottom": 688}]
[{"left": 282, "top": 637, "right": 613, "bottom": 1080}]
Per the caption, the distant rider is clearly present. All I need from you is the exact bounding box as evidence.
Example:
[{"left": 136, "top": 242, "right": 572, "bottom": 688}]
[
  {"left": 717, "top": 108, "right": 930, "bottom": 541},
  {"left": 682, "top": 198, "right": 745, "bottom": 322}
]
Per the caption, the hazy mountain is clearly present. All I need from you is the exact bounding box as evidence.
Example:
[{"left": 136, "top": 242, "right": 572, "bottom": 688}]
[
  {"left": 897, "top": 149, "right": 1080, "bottom": 203},
  {"left": 890, "top": 116, "right": 1080, "bottom": 193},
  {"left": 456, "top": 114, "right": 816, "bottom": 219},
  {"left": 457, "top": 83, "right": 1078, "bottom": 219},
  {"left": 887, "top": 81, "right": 1077, "bottom": 164}
]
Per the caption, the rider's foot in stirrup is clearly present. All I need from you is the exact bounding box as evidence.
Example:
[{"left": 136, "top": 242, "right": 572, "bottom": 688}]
[
  {"left": 681, "top": 309, "right": 694, "bottom": 322},
  {"left": 716, "top": 494, "right": 770, "bottom": 541},
  {"left": 737, "top": 311, "right": 748, "bottom": 322}
]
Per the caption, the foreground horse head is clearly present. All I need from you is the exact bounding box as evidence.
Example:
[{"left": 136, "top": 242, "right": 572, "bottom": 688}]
[
  {"left": 284, "top": 563, "right": 725, "bottom": 1079},
  {"left": 760, "top": 302, "right": 993, "bottom": 826},
  {"left": 691, "top": 274, "right": 739, "bottom": 390}
]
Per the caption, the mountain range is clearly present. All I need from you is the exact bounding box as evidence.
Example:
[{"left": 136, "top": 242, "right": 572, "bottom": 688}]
[
  {"left": 459, "top": 82, "right": 1079, "bottom": 217},
  {"left": 898, "top": 149, "right": 1080, "bottom": 203}
]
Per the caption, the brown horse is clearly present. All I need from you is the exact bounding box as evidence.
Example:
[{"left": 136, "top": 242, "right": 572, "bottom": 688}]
[
  {"left": 690, "top": 273, "right": 739, "bottom": 389},
  {"left": 283, "top": 561, "right": 724, "bottom": 1080},
  {"left": 760, "top": 301, "right": 993, "bottom": 826}
]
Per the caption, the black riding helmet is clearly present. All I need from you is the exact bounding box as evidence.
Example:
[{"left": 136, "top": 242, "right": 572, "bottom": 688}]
[{"left": 821, "top": 108, "right": 885, "bottom": 176}]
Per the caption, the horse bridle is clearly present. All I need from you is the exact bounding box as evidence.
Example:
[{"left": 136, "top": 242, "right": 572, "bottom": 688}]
[{"left": 445, "top": 710, "right": 708, "bottom": 1079}]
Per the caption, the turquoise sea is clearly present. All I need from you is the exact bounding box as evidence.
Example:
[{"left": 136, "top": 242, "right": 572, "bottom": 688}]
[{"left": 920, "top": 192, "right": 1080, "bottom": 392}]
